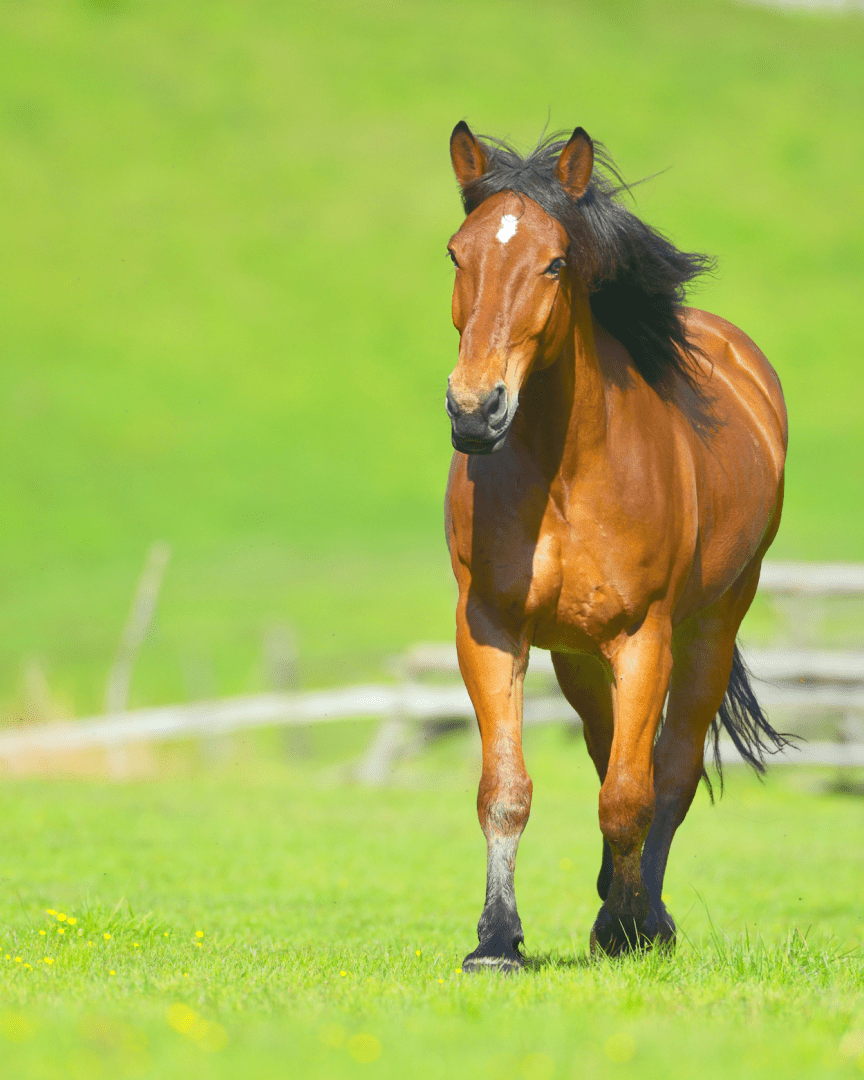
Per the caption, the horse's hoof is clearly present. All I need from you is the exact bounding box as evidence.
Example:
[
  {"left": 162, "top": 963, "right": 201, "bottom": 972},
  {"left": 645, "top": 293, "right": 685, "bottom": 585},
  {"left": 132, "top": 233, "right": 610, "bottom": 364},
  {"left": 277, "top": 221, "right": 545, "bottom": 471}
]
[
  {"left": 590, "top": 900, "right": 676, "bottom": 957},
  {"left": 590, "top": 924, "right": 630, "bottom": 958},
  {"left": 462, "top": 945, "right": 524, "bottom": 973},
  {"left": 590, "top": 903, "right": 655, "bottom": 957},
  {"left": 643, "top": 903, "right": 676, "bottom": 947}
]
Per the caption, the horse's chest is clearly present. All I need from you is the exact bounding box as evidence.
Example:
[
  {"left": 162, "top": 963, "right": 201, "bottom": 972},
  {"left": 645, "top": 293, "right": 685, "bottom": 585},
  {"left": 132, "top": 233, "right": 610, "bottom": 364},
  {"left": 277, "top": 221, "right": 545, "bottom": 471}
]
[
  {"left": 467, "top": 500, "right": 631, "bottom": 648},
  {"left": 529, "top": 529, "right": 630, "bottom": 649}
]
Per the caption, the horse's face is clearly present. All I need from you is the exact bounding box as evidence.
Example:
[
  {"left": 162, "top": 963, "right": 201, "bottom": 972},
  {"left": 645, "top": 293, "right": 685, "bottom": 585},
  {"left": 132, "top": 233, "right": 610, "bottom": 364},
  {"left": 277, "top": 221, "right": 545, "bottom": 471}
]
[
  {"left": 446, "top": 193, "right": 572, "bottom": 454},
  {"left": 445, "top": 122, "right": 593, "bottom": 455}
]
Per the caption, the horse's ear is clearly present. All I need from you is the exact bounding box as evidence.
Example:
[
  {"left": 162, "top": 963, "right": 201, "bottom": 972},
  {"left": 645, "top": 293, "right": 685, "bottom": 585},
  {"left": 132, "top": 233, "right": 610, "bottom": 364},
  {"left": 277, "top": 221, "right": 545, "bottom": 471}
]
[
  {"left": 450, "top": 121, "right": 488, "bottom": 189},
  {"left": 556, "top": 127, "right": 594, "bottom": 199}
]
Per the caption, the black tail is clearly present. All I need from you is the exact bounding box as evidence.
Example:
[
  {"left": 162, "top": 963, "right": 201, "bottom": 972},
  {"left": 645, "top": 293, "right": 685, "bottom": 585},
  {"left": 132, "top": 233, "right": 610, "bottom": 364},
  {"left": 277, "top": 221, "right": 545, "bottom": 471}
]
[{"left": 703, "top": 644, "right": 795, "bottom": 799}]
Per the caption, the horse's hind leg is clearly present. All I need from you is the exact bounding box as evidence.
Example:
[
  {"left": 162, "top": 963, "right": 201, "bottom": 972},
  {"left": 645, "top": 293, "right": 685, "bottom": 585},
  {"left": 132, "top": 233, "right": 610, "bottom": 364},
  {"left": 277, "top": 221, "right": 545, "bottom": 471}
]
[
  {"left": 589, "top": 618, "right": 673, "bottom": 955},
  {"left": 640, "top": 570, "right": 762, "bottom": 942},
  {"left": 551, "top": 653, "right": 615, "bottom": 900}
]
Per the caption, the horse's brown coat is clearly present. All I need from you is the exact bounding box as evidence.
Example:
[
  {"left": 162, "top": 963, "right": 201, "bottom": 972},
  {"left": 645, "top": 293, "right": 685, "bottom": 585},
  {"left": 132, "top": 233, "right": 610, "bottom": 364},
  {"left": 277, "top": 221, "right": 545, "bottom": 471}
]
[{"left": 445, "top": 126, "right": 786, "bottom": 965}]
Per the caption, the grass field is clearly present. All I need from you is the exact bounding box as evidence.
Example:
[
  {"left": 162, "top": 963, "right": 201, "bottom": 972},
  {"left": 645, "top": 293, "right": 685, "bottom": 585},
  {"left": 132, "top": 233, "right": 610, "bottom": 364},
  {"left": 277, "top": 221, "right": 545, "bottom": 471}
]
[
  {"left": 1, "top": 728, "right": 863, "bottom": 1078},
  {"left": 3, "top": 3, "right": 864, "bottom": 1076},
  {"left": 2, "top": 0, "right": 864, "bottom": 717}
]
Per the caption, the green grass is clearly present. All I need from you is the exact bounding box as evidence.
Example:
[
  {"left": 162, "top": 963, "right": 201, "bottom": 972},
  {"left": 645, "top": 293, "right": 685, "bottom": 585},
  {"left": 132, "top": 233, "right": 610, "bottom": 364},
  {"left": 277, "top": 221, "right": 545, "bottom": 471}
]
[
  {"left": 1, "top": 727, "right": 863, "bottom": 1078},
  {"left": 3, "top": 6, "right": 863, "bottom": 1068},
  {"left": 2, "top": 0, "right": 864, "bottom": 717}
]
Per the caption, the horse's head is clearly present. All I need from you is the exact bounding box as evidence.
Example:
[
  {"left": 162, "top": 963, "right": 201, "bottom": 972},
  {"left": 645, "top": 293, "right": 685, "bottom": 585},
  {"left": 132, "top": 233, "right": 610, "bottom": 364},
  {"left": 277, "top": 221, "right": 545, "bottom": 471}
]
[{"left": 445, "top": 122, "right": 593, "bottom": 454}]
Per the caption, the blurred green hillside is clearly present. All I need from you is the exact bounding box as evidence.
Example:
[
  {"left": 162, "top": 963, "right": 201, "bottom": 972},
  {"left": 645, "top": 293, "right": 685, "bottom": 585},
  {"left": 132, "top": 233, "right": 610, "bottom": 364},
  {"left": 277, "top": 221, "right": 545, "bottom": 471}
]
[{"left": 2, "top": 0, "right": 862, "bottom": 718}]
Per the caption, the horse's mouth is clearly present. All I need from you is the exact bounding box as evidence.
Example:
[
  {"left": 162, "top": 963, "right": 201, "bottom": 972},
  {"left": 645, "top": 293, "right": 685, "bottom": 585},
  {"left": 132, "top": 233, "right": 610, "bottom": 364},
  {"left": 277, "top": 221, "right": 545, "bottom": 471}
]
[{"left": 451, "top": 428, "right": 510, "bottom": 455}]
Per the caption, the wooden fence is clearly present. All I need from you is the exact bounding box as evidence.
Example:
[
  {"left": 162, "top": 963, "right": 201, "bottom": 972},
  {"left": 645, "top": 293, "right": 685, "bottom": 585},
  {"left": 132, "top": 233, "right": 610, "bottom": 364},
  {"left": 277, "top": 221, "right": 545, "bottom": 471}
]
[{"left": 1, "top": 561, "right": 862, "bottom": 781}]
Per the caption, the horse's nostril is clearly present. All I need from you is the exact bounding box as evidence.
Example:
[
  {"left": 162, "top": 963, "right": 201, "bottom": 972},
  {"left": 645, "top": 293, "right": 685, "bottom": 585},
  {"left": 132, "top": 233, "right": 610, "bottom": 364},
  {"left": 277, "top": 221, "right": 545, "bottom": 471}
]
[
  {"left": 483, "top": 383, "right": 508, "bottom": 428},
  {"left": 445, "top": 387, "right": 461, "bottom": 420}
]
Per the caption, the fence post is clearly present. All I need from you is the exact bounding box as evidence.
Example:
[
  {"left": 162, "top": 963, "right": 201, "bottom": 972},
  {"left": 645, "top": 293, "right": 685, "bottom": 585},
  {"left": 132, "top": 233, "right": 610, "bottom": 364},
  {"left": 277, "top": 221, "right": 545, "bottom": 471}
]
[{"left": 104, "top": 541, "right": 171, "bottom": 777}]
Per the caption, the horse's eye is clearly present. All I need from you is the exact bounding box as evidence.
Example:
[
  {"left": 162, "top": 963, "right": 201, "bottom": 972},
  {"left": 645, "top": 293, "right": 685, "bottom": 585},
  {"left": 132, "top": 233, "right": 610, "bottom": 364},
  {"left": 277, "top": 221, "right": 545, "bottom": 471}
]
[
  {"left": 447, "top": 250, "right": 460, "bottom": 268},
  {"left": 545, "top": 257, "right": 566, "bottom": 278}
]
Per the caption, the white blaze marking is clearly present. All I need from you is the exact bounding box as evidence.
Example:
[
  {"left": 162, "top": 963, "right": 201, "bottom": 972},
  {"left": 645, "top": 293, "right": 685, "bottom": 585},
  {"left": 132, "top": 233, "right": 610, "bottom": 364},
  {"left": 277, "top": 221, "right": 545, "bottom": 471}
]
[{"left": 496, "top": 214, "right": 518, "bottom": 244}]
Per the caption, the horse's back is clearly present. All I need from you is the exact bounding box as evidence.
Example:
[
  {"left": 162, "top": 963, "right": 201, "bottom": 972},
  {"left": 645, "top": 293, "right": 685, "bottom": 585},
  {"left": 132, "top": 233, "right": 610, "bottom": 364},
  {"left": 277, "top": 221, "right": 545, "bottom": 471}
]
[
  {"left": 672, "top": 309, "right": 787, "bottom": 617},
  {"left": 685, "top": 308, "right": 787, "bottom": 464}
]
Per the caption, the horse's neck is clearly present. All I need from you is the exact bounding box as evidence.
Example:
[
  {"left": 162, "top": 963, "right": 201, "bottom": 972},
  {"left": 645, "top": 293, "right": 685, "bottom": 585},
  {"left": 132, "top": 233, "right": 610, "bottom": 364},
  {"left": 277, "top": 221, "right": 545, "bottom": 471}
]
[{"left": 518, "top": 291, "right": 608, "bottom": 481}]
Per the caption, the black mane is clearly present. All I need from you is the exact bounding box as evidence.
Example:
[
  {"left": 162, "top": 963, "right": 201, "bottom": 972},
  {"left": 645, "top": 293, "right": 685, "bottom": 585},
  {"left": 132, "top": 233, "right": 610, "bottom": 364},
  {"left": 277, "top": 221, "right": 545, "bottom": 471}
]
[{"left": 459, "top": 132, "right": 717, "bottom": 416}]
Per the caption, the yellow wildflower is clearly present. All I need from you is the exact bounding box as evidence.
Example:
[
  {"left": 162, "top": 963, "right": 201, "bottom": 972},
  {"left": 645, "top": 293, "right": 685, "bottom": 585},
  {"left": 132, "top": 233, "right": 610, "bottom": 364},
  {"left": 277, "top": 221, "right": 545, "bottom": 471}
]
[
  {"left": 57, "top": 928, "right": 65, "bottom": 935},
  {"left": 415, "top": 949, "right": 421, "bottom": 956},
  {"left": 44, "top": 958, "right": 54, "bottom": 965},
  {"left": 165, "top": 1004, "right": 227, "bottom": 1052},
  {"left": 46, "top": 908, "right": 56, "bottom": 915},
  {"left": 604, "top": 1034, "right": 636, "bottom": 1064},
  {"left": 109, "top": 969, "right": 116, "bottom": 976},
  {"left": 14, "top": 957, "right": 22, "bottom": 963},
  {"left": 38, "top": 930, "right": 46, "bottom": 937},
  {"left": 195, "top": 931, "right": 204, "bottom": 939},
  {"left": 103, "top": 933, "right": 111, "bottom": 941},
  {"left": 23, "top": 963, "right": 32, "bottom": 970},
  {"left": 133, "top": 942, "right": 140, "bottom": 948},
  {"left": 67, "top": 917, "right": 77, "bottom": 926},
  {"left": 340, "top": 970, "right": 347, "bottom": 977},
  {"left": 347, "top": 1034, "right": 381, "bottom": 1064}
]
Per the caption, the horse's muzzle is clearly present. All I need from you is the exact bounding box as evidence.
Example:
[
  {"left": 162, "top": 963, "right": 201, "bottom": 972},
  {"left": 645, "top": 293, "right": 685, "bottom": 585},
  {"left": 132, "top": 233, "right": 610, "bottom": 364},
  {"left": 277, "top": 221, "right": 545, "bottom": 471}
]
[{"left": 446, "top": 382, "right": 513, "bottom": 455}]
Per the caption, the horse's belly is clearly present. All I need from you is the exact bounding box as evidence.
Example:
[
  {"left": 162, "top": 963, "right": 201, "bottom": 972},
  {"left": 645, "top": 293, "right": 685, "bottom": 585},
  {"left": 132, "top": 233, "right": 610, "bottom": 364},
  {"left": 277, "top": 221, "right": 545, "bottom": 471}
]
[{"left": 531, "top": 611, "right": 615, "bottom": 655}]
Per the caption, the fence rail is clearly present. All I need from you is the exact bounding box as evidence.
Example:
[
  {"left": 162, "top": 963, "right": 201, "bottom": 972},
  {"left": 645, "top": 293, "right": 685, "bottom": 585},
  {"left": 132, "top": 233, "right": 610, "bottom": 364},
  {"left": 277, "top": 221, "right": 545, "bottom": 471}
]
[
  {"left": 756, "top": 561, "right": 864, "bottom": 595},
  {"left": 2, "top": 561, "right": 863, "bottom": 779},
  {"left": 0, "top": 681, "right": 862, "bottom": 771}
]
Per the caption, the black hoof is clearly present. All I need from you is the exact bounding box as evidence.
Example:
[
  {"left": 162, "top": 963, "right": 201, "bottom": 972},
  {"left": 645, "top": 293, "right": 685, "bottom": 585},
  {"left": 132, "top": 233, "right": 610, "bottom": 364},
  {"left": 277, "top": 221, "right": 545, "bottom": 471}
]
[
  {"left": 643, "top": 902, "right": 676, "bottom": 947},
  {"left": 462, "top": 942, "right": 524, "bottom": 973},
  {"left": 590, "top": 902, "right": 675, "bottom": 957}
]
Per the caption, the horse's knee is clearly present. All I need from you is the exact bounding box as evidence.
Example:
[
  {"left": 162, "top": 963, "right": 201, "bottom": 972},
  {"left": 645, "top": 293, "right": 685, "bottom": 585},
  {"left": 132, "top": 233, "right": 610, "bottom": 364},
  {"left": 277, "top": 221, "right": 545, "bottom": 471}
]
[
  {"left": 478, "top": 769, "right": 532, "bottom": 839},
  {"left": 598, "top": 770, "right": 653, "bottom": 858}
]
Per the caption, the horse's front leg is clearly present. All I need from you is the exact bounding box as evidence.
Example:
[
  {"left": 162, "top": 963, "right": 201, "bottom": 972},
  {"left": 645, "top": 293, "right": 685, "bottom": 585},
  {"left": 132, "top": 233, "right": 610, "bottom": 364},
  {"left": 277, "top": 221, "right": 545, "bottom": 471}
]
[
  {"left": 457, "top": 597, "right": 531, "bottom": 972},
  {"left": 592, "top": 618, "right": 672, "bottom": 956}
]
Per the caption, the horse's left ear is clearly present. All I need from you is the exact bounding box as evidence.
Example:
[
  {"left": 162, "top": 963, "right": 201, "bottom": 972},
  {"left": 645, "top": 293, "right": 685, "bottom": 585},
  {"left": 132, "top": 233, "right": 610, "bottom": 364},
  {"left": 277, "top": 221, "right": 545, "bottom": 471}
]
[
  {"left": 556, "top": 127, "right": 594, "bottom": 199},
  {"left": 450, "top": 121, "right": 488, "bottom": 189}
]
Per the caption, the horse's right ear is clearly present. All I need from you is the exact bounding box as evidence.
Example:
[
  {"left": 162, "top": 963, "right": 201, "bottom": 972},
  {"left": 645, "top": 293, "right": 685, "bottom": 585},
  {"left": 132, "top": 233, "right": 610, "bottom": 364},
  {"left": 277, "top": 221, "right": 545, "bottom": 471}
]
[
  {"left": 556, "top": 127, "right": 594, "bottom": 200},
  {"left": 450, "top": 121, "right": 488, "bottom": 189}
]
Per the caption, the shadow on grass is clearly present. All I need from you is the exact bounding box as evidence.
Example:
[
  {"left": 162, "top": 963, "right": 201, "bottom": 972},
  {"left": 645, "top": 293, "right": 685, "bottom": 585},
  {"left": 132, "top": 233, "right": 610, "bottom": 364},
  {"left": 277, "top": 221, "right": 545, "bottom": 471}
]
[
  {"left": 523, "top": 952, "right": 591, "bottom": 971},
  {"left": 524, "top": 941, "right": 680, "bottom": 971}
]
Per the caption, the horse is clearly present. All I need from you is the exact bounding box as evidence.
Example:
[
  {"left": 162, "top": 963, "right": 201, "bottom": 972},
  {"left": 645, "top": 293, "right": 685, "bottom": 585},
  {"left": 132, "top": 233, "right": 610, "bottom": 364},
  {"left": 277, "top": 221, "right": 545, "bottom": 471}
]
[{"left": 443, "top": 122, "right": 789, "bottom": 968}]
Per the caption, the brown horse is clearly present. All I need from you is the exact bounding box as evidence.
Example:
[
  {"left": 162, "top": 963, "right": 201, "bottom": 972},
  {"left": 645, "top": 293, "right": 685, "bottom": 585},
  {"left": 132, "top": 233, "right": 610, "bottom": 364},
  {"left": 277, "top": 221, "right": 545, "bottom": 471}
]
[{"left": 443, "top": 122, "right": 789, "bottom": 968}]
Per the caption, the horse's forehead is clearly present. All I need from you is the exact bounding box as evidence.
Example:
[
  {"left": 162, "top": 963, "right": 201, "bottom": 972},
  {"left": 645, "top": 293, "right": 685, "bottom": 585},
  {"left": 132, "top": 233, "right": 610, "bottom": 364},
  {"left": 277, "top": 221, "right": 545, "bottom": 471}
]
[{"left": 460, "top": 193, "right": 562, "bottom": 250}]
